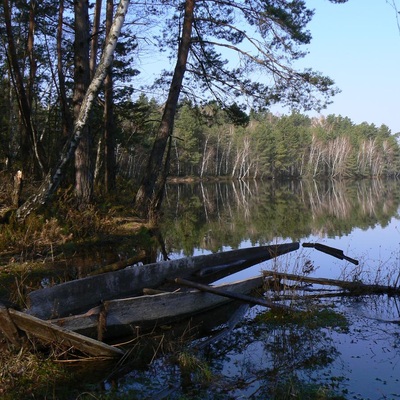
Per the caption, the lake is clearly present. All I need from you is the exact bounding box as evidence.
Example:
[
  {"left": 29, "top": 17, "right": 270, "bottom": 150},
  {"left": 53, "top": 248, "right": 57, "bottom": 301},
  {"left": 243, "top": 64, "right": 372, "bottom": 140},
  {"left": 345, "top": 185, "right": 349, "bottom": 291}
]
[{"left": 102, "top": 180, "right": 400, "bottom": 399}]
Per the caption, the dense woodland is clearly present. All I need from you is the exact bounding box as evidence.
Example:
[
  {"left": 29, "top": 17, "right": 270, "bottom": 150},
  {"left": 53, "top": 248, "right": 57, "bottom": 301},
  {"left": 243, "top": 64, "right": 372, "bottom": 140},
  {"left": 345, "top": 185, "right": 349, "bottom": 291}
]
[
  {"left": 119, "top": 98, "right": 400, "bottom": 180},
  {"left": 2, "top": 0, "right": 396, "bottom": 222}
]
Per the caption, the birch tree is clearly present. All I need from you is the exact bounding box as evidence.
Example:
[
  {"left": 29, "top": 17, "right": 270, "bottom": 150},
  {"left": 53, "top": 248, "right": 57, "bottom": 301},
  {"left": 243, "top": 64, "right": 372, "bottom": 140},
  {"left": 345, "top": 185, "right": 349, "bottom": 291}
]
[{"left": 16, "top": 0, "right": 130, "bottom": 220}]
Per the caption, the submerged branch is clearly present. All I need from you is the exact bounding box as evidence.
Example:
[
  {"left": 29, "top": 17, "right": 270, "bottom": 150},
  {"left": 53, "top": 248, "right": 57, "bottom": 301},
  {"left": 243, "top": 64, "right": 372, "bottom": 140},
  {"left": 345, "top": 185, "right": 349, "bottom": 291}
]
[{"left": 263, "top": 270, "right": 400, "bottom": 295}]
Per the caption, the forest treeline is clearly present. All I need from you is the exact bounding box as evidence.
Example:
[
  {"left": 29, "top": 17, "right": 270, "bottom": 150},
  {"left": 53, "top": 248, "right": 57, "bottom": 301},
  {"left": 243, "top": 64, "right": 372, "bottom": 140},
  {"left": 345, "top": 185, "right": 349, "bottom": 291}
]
[
  {"left": 2, "top": 83, "right": 399, "bottom": 183},
  {"left": 118, "top": 97, "right": 400, "bottom": 180}
]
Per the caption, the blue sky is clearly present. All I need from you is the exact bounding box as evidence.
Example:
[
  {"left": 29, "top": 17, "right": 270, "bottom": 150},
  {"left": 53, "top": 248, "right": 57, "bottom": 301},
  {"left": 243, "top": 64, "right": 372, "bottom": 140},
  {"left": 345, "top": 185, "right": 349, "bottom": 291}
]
[
  {"left": 290, "top": 0, "right": 400, "bottom": 133},
  {"left": 139, "top": 0, "right": 400, "bottom": 134}
]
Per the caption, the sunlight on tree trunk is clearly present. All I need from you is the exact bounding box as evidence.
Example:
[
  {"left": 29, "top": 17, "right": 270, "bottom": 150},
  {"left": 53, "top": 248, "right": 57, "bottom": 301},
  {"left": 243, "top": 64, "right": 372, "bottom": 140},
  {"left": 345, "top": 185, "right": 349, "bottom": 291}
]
[{"left": 104, "top": 0, "right": 116, "bottom": 193}]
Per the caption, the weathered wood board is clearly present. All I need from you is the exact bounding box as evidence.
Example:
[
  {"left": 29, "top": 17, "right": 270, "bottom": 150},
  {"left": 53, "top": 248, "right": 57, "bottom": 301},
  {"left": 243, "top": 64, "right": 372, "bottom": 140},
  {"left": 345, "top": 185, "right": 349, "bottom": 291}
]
[
  {"left": 8, "top": 308, "right": 124, "bottom": 358},
  {"left": 0, "top": 302, "right": 22, "bottom": 347}
]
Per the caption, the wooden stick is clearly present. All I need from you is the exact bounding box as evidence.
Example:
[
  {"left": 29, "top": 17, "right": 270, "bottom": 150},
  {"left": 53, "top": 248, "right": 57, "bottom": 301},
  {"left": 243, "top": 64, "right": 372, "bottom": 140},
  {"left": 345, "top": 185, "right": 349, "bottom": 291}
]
[
  {"left": 173, "top": 277, "right": 292, "bottom": 311},
  {"left": 263, "top": 271, "right": 400, "bottom": 294},
  {"left": 11, "top": 170, "right": 23, "bottom": 207},
  {"left": 302, "top": 242, "right": 359, "bottom": 265},
  {"left": 87, "top": 251, "right": 146, "bottom": 276}
]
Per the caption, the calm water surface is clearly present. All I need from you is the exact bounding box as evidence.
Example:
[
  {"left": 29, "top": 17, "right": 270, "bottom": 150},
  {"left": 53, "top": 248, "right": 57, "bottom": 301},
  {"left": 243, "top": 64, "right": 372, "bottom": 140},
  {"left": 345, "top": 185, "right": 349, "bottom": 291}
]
[
  {"left": 161, "top": 179, "right": 400, "bottom": 284},
  {"left": 110, "top": 180, "right": 400, "bottom": 399}
]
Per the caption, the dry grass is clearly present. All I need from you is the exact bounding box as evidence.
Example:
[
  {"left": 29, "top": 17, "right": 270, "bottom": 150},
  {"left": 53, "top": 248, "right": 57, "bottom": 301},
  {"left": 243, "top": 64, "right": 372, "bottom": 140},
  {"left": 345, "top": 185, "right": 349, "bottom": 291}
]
[{"left": 0, "top": 344, "right": 70, "bottom": 399}]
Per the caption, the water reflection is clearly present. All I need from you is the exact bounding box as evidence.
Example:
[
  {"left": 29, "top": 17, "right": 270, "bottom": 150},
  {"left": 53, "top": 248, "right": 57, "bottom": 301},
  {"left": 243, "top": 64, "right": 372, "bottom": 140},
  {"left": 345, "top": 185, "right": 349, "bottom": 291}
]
[
  {"left": 104, "top": 294, "right": 400, "bottom": 399},
  {"left": 161, "top": 179, "right": 400, "bottom": 256},
  {"left": 67, "top": 179, "right": 400, "bottom": 399}
]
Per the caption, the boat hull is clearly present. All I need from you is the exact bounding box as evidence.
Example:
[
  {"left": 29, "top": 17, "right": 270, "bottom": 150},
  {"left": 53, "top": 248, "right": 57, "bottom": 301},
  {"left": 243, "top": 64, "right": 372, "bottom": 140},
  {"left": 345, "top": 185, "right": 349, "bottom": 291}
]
[
  {"left": 27, "top": 243, "right": 299, "bottom": 319},
  {"left": 52, "top": 276, "right": 265, "bottom": 340}
]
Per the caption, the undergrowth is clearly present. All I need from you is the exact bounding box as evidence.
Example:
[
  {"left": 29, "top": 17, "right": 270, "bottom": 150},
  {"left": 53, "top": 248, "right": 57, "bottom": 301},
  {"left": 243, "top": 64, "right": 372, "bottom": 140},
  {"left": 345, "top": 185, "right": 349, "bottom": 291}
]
[{"left": 0, "top": 345, "right": 71, "bottom": 399}]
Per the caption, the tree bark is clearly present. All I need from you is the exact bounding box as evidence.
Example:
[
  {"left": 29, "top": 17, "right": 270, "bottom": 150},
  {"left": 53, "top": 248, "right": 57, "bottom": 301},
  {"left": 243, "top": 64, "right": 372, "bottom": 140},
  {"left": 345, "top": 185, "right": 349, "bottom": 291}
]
[
  {"left": 11, "top": 170, "right": 23, "bottom": 208},
  {"left": 16, "top": 0, "right": 130, "bottom": 221},
  {"left": 104, "top": 0, "right": 116, "bottom": 193},
  {"left": 57, "top": 0, "right": 73, "bottom": 138},
  {"left": 3, "top": 0, "right": 48, "bottom": 176},
  {"left": 74, "top": 0, "right": 93, "bottom": 205},
  {"left": 27, "top": 0, "right": 36, "bottom": 109},
  {"left": 134, "top": 0, "right": 195, "bottom": 221},
  {"left": 90, "top": 0, "right": 103, "bottom": 80}
]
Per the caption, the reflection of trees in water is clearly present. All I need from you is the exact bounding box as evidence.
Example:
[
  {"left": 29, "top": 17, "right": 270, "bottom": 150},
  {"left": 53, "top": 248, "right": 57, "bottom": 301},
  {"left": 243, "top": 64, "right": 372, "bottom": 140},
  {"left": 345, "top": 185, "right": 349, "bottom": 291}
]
[
  {"left": 199, "top": 308, "right": 343, "bottom": 398},
  {"left": 302, "top": 179, "right": 398, "bottom": 223},
  {"left": 161, "top": 180, "right": 400, "bottom": 254}
]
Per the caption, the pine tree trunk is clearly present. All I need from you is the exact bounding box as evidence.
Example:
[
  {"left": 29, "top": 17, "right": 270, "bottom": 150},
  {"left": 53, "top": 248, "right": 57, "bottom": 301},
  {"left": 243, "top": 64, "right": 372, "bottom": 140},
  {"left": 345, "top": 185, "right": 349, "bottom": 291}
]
[
  {"left": 73, "top": 0, "right": 93, "bottom": 206},
  {"left": 104, "top": 0, "right": 116, "bottom": 193},
  {"left": 57, "top": 0, "right": 73, "bottom": 138},
  {"left": 134, "top": 0, "right": 195, "bottom": 220}
]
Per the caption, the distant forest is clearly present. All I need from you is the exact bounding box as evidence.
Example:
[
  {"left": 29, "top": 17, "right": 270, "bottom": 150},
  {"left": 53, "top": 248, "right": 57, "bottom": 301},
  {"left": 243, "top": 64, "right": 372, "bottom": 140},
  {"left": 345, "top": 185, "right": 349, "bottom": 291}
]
[{"left": 118, "top": 96, "right": 400, "bottom": 181}]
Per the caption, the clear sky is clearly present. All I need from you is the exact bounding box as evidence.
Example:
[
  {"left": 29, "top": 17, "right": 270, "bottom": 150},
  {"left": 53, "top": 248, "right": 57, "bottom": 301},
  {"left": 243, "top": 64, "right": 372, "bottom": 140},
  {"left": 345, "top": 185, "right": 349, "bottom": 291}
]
[
  {"left": 138, "top": 0, "right": 400, "bottom": 134},
  {"left": 290, "top": 0, "right": 400, "bottom": 134}
]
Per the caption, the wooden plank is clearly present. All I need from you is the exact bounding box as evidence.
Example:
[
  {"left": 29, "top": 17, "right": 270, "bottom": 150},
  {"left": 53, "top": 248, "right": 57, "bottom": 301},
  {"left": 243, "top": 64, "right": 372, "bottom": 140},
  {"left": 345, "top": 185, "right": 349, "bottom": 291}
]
[
  {"left": 27, "top": 243, "right": 299, "bottom": 319},
  {"left": 8, "top": 309, "right": 124, "bottom": 358},
  {"left": 0, "top": 302, "right": 22, "bottom": 347},
  {"left": 52, "top": 276, "right": 267, "bottom": 339},
  {"left": 302, "top": 243, "right": 359, "bottom": 265}
]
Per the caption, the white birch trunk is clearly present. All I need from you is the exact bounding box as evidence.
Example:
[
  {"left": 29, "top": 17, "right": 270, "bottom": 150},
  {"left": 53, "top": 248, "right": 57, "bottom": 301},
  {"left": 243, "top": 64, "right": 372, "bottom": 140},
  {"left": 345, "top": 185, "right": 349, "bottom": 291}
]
[{"left": 17, "top": 0, "right": 130, "bottom": 220}]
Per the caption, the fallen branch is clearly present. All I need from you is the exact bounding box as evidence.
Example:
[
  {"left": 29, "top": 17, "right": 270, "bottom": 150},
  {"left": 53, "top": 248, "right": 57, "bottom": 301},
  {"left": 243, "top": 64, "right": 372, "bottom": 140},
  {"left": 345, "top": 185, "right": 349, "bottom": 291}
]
[
  {"left": 173, "top": 277, "right": 292, "bottom": 311},
  {"left": 302, "top": 242, "right": 359, "bottom": 265},
  {"left": 263, "top": 270, "right": 400, "bottom": 295}
]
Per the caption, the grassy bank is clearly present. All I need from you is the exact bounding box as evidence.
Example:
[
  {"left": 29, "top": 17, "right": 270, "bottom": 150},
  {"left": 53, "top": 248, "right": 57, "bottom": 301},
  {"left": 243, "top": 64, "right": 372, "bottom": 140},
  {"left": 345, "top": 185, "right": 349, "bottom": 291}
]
[{"left": 0, "top": 175, "right": 160, "bottom": 398}]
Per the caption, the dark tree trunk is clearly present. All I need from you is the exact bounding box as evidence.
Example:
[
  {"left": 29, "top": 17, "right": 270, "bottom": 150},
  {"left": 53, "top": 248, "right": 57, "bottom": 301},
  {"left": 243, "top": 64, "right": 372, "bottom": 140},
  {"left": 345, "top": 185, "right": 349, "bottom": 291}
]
[
  {"left": 57, "top": 0, "right": 73, "bottom": 138},
  {"left": 90, "top": 0, "right": 102, "bottom": 80},
  {"left": 104, "top": 0, "right": 116, "bottom": 193},
  {"left": 134, "top": 0, "right": 195, "bottom": 221},
  {"left": 27, "top": 0, "right": 36, "bottom": 109},
  {"left": 73, "top": 0, "right": 93, "bottom": 205},
  {"left": 3, "top": 0, "right": 47, "bottom": 177}
]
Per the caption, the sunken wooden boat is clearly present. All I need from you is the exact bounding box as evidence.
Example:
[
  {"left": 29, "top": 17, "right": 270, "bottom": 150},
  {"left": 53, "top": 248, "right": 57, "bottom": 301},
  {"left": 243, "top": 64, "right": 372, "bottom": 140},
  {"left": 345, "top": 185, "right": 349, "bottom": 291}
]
[
  {"left": 0, "top": 242, "right": 299, "bottom": 357},
  {"left": 51, "top": 275, "right": 269, "bottom": 340},
  {"left": 26, "top": 242, "right": 300, "bottom": 320}
]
